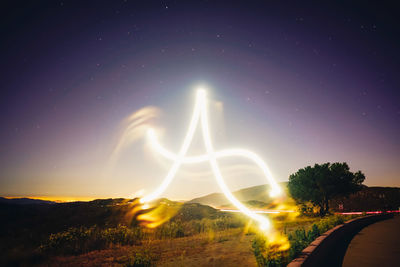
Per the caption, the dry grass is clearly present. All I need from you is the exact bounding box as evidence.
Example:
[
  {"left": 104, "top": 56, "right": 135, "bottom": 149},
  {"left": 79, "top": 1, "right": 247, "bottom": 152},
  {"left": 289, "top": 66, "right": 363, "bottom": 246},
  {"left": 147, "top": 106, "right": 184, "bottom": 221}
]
[
  {"left": 41, "top": 228, "right": 258, "bottom": 266},
  {"left": 39, "top": 216, "right": 328, "bottom": 266}
]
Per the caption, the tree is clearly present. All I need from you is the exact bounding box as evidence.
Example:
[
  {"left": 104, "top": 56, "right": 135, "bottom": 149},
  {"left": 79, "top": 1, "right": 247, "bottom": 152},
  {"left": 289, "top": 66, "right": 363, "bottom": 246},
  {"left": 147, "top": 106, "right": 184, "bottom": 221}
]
[{"left": 288, "top": 162, "right": 365, "bottom": 216}]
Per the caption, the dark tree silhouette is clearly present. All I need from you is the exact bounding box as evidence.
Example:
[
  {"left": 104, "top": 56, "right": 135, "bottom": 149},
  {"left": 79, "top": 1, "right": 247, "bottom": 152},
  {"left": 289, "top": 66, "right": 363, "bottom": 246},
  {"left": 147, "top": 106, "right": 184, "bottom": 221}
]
[{"left": 288, "top": 162, "right": 365, "bottom": 216}]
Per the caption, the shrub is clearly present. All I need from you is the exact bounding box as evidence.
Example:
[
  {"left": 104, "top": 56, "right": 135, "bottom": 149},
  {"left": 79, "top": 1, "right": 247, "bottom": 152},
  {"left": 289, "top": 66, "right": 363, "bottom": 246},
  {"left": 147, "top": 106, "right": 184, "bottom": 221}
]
[
  {"left": 288, "top": 228, "right": 308, "bottom": 259},
  {"left": 252, "top": 237, "right": 267, "bottom": 267},
  {"left": 40, "top": 225, "right": 142, "bottom": 255},
  {"left": 315, "top": 215, "right": 344, "bottom": 233},
  {"left": 155, "top": 216, "right": 243, "bottom": 238},
  {"left": 252, "top": 237, "right": 289, "bottom": 267},
  {"left": 155, "top": 221, "right": 185, "bottom": 239},
  {"left": 307, "top": 224, "right": 320, "bottom": 243},
  {"left": 253, "top": 215, "right": 348, "bottom": 266},
  {"left": 125, "top": 249, "right": 155, "bottom": 267}
]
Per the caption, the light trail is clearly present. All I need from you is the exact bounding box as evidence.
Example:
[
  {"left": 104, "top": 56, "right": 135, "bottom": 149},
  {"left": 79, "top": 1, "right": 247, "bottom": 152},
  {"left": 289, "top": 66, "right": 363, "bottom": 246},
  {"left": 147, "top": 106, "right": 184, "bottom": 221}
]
[
  {"left": 140, "top": 89, "right": 282, "bottom": 230},
  {"left": 336, "top": 210, "right": 400, "bottom": 215},
  {"left": 220, "top": 209, "right": 295, "bottom": 214}
]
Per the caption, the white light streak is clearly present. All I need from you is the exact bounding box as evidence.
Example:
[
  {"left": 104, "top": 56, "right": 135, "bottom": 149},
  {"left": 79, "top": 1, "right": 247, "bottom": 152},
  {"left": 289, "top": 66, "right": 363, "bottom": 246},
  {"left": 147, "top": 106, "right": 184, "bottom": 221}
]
[
  {"left": 140, "top": 89, "right": 282, "bottom": 230},
  {"left": 220, "top": 209, "right": 295, "bottom": 214}
]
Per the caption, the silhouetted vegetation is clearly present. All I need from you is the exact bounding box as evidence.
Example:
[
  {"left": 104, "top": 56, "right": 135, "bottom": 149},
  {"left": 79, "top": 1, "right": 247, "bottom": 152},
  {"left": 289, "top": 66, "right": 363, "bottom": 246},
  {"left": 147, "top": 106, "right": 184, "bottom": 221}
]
[
  {"left": 288, "top": 162, "right": 365, "bottom": 216},
  {"left": 330, "top": 186, "right": 400, "bottom": 212}
]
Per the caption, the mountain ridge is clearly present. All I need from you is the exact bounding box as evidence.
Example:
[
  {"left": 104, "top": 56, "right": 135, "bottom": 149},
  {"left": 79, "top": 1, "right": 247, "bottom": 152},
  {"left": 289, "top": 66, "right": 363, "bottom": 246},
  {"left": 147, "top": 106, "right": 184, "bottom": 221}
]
[
  {"left": 0, "top": 197, "right": 56, "bottom": 205},
  {"left": 188, "top": 182, "right": 289, "bottom": 207}
]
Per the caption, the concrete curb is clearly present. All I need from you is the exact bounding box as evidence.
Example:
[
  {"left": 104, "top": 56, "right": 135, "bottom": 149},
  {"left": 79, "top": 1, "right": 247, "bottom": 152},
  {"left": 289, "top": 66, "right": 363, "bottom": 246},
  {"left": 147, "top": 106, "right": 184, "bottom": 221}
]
[{"left": 287, "top": 213, "right": 394, "bottom": 267}]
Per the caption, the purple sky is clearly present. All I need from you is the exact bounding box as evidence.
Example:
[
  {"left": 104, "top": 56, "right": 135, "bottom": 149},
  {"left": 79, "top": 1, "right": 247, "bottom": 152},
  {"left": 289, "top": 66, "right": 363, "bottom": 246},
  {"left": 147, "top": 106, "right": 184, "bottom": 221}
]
[{"left": 0, "top": 1, "right": 399, "bottom": 200}]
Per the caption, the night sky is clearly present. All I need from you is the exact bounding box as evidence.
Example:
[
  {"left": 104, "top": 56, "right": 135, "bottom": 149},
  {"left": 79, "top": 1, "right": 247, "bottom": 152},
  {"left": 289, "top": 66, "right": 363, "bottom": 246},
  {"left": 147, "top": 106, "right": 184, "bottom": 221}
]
[{"left": 1, "top": 1, "right": 399, "bottom": 201}]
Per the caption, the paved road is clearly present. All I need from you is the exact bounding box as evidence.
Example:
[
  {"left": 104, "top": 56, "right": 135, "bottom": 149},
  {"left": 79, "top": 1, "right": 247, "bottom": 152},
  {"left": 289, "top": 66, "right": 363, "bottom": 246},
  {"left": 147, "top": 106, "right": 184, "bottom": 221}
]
[{"left": 342, "top": 215, "right": 400, "bottom": 267}]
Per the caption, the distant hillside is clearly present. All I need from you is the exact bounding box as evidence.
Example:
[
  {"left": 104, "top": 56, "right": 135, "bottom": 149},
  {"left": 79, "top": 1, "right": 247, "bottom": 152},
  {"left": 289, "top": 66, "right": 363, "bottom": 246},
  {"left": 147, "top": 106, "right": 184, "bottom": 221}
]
[
  {"left": 0, "top": 197, "right": 226, "bottom": 241},
  {"left": 188, "top": 182, "right": 288, "bottom": 207},
  {"left": 0, "top": 197, "right": 55, "bottom": 205},
  {"left": 331, "top": 186, "right": 400, "bottom": 211},
  {"left": 188, "top": 183, "right": 400, "bottom": 212}
]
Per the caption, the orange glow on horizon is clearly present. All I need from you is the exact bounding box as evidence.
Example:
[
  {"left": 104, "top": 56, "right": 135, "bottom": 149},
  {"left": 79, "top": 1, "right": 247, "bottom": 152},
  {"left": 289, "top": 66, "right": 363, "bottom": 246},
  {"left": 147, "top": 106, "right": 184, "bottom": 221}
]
[{"left": 3, "top": 195, "right": 113, "bottom": 203}]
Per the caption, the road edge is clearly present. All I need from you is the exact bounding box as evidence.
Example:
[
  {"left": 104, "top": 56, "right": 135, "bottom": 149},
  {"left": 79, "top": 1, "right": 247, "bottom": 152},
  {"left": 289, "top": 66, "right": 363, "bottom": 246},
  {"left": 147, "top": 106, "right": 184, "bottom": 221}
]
[{"left": 287, "top": 213, "right": 394, "bottom": 267}]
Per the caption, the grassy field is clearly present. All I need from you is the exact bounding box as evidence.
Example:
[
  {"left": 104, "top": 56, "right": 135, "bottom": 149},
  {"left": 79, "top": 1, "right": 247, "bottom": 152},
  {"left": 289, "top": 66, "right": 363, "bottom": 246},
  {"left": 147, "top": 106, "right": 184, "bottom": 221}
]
[
  {"left": 42, "top": 228, "right": 256, "bottom": 266},
  {"left": 40, "top": 216, "right": 351, "bottom": 266},
  {"left": 0, "top": 197, "right": 358, "bottom": 266}
]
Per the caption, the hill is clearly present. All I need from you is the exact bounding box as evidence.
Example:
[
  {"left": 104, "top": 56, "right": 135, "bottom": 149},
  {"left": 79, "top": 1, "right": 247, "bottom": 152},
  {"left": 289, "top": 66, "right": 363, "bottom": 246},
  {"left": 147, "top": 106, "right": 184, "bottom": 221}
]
[
  {"left": 331, "top": 186, "right": 400, "bottom": 211},
  {"left": 0, "top": 197, "right": 55, "bottom": 205},
  {"left": 188, "top": 182, "right": 288, "bottom": 207},
  {"left": 188, "top": 183, "right": 400, "bottom": 212}
]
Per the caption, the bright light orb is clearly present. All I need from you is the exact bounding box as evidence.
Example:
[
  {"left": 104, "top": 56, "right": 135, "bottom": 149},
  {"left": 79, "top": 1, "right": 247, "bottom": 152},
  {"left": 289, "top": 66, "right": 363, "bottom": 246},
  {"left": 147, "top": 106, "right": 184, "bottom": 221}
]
[{"left": 140, "top": 88, "right": 282, "bottom": 230}]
